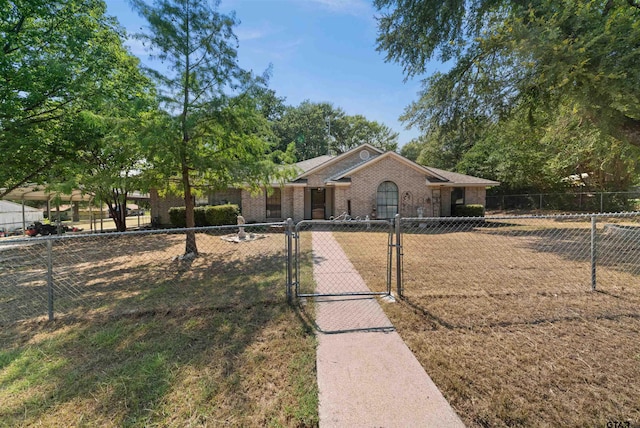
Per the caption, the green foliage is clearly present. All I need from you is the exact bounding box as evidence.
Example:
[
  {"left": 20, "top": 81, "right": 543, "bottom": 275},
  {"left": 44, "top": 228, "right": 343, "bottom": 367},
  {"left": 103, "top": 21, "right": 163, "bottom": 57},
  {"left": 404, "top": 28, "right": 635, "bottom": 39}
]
[
  {"left": 399, "top": 139, "right": 423, "bottom": 162},
  {"left": 204, "top": 204, "right": 239, "bottom": 226},
  {"left": 378, "top": 0, "right": 640, "bottom": 192},
  {"left": 453, "top": 204, "right": 485, "bottom": 217},
  {"left": 168, "top": 207, "right": 187, "bottom": 228},
  {"left": 273, "top": 101, "right": 340, "bottom": 160},
  {"left": 169, "top": 204, "right": 239, "bottom": 227},
  {"left": 333, "top": 114, "right": 399, "bottom": 154},
  {"left": 133, "top": 0, "right": 295, "bottom": 253},
  {"left": 62, "top": 57, "right": 157, "bottom": 232},
  {"left": 273, "top": 100, "right": 399, "bottom": 161},
  {"left": 0, "top": 0, "right": 152, "bottom": 195}
]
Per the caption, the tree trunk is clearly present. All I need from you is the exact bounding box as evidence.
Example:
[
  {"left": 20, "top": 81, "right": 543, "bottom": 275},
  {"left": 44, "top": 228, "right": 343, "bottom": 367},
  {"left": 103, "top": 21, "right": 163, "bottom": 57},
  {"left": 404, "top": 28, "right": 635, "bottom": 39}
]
[
  {"left": 180, "top": 1, "right": 197, "bottom": 255},
  {"left": 108, "top": 189, "right": 127, "bottom": 232},
  {"left": 617, "top": 115, "right": 640, "bottom": 148},
  {"left": 182, "top": 161, "right": 198, "bottom": 254}
]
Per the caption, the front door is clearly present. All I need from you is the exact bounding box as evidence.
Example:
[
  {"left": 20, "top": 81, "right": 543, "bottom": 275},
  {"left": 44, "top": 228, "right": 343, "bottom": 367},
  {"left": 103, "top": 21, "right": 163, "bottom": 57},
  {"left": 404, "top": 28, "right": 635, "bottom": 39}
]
[{"left": 311, "top": 188, "right": 326, "bottom": 219}]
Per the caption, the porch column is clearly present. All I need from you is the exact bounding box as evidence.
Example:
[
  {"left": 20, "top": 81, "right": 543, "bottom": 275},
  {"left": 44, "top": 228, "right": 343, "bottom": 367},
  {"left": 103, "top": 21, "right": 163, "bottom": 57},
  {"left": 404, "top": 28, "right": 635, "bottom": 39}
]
[
  {"left": 334, "top": 187, "right": 347, "bottom": 215},
  {"left": 292, "top": 187, "right": 305, "bottom": 221}
]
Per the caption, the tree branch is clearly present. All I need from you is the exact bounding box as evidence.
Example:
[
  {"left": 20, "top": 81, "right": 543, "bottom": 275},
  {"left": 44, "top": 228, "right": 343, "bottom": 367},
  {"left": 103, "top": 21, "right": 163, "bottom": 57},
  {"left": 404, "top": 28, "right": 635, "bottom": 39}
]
[{"left": 0, "top": 164, "right": 52, "bottom": 199}]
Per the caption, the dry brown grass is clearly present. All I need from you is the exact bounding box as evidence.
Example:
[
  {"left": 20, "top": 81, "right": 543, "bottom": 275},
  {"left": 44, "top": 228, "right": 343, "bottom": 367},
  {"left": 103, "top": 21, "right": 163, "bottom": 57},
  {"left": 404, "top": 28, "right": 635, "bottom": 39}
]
[{"left": 334, "top": 218, "right": 640, "bottom": 427}]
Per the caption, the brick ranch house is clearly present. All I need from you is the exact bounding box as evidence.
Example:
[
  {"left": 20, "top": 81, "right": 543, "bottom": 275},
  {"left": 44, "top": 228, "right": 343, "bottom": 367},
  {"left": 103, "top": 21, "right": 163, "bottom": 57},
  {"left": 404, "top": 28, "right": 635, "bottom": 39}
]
[{"left": 150, "top": 143, "right": 499, "bottom": 225}]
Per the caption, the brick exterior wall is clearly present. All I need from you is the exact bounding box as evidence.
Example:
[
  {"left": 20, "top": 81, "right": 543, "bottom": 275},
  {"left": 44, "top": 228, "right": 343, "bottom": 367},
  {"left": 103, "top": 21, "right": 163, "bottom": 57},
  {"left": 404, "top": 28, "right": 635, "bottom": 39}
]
[
  {"left": 240, "top": 189, "right": 266, "bottom": 222},
  {"left": 282, "top": 187, "right": 294, "bottom": 220},
  {"left": 304, "top": 149, "right": 374, "bottom": 187},
  {"left": 239, "top": 186, "right": 300, "bottom": 223},
  {"left": 153, "top": 148, "right": 490, "bottom": 224},
  {"left": 292, "top": 187, "right": 305, "bottom": 220},
  {"left": 208, "top": 189, "right": 241, "bottom": 206},
  {"left": 464, "top": 186, "right": 486, "bottom": 206},
  {"left": 149, "top": 189, "right": 184, "bottom": 226},
  {"left": 343, "top": 156, "right": 433, "bottom": 219}
]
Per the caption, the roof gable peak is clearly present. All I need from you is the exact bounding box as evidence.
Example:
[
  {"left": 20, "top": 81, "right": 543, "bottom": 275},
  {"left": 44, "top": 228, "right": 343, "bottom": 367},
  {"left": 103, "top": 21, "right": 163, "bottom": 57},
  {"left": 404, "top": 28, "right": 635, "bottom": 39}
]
[{"left": 296, "top": 143, "right": 385, "bottom": 179}]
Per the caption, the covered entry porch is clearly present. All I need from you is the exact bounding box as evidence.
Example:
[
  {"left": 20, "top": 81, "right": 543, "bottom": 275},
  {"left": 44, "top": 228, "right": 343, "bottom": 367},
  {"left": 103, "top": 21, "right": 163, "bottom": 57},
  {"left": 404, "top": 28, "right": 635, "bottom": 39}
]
[{"left": 304, "top": 187, "right": 335, "bottom": 220}]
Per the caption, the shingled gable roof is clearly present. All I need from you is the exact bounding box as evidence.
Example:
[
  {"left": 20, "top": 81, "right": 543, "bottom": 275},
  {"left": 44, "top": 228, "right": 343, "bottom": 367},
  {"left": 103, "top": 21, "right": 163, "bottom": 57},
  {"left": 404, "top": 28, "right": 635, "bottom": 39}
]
[
  {"left": 294, "top": 143, "right": 384, "bottom": 180},
  {"left": 293, "top": 155, "right": 334, "bottom": 174},
  {"left": 422, "top": 166, "right": 500, "bottom": 186},
  {"left": 325, "top": 150, "right": 451, "bottom": 183},
  {"left": 287, "top": 144, "right": 499, "bottom": 187}
]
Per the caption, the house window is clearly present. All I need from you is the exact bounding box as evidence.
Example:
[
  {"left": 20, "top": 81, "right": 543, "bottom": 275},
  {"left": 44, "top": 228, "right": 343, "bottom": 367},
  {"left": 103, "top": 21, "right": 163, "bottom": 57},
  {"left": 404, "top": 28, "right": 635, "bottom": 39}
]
[
  {"left": 451, "top": 187, "right": 465, "bottom": 215},
  {"left": 376, "top": 181, "right": 398, "bottom": 219},
  {"left": 266, "top": 188, "right": 281, "bottom": 219},
  {"left": 452, "top": 187, "right": 465, "bottom": 205}
]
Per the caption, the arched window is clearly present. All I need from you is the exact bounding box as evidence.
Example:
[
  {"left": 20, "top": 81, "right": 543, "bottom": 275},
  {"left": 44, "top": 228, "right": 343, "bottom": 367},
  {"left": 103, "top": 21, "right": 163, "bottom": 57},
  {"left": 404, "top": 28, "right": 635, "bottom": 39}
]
[{"left": 376, "top": 181, "right": 398, "bottom": 219}]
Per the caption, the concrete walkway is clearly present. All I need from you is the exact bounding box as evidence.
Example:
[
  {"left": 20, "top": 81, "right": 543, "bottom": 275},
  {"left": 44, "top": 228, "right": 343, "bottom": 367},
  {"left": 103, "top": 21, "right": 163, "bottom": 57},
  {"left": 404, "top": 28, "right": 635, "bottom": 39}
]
[{"left": 312, "top": 231, "right": 465, "bottom": 427}]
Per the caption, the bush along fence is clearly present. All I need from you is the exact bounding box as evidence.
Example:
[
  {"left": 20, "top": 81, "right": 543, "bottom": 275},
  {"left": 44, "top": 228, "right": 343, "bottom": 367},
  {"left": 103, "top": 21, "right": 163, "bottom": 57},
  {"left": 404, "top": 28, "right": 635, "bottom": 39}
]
[{"left": 2, "top": 212, "right": 639, "bottom": 325}]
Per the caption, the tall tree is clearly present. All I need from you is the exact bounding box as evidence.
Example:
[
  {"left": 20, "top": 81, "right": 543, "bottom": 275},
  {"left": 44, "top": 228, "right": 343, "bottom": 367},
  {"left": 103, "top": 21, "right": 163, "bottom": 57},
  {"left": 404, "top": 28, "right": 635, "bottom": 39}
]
[
  {"left": 376, "top": 0, "right": 640, "bottom": 189},
  {"left": 376, "top": 0, "right": 640, "bottom": 145},
  {"left": 273, "top": 101, "right": 339, "bottom": 160},
  {"left": 332, "top": 114, "right": 399, "bottom": 153},
  {"left": 68, "top": 104, "right": 156, "bottom": 231},
  {"left": 133, "top": 0, "right": 290, "bottom": 254},
  {"left": 0, "top": 0, "right": 145, "bottom": 196},
  {"left": 273, "top": 100, "right": 399, "bottom": 161}
]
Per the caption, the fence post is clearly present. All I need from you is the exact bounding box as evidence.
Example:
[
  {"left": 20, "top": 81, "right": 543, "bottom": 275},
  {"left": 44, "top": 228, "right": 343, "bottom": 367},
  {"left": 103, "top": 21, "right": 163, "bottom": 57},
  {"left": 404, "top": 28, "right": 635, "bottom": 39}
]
[
  {"left": 46, "top": 239, "right": 54, "bottom": 321},
  {"left": 286, "top": 218, "right": 294, "bottom": 303},
  {"left": 395, "top": 214, "right": 403, "bottom": 298},
  {"left": 591, "top": 216, "right": 597, "bottom": 291}
]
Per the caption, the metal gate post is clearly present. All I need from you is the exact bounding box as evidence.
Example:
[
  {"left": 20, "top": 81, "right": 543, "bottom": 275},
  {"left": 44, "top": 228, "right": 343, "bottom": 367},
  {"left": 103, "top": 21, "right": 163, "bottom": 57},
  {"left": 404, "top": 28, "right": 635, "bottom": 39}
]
[
  {"left": 387, "top": 228, "right": 393, "bottom": 296},
  {"left": 395, "top": 214, "right": 403, "bottom": 298},
  {"left": 591, "top": 215, "right": 597, "bottom": 291},
  {"left": 47, "top": 239, "right": 54, "bottom": 321},
  {"left": 286, "top": 218, "right": 294, "bottom": 303}
]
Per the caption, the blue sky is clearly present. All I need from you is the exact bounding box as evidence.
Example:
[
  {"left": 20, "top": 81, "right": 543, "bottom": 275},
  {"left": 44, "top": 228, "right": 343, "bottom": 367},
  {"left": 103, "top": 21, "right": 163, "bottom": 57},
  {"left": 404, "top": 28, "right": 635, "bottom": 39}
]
[{"left": 104, "top": 0, "right": 440, "bottom": 147}]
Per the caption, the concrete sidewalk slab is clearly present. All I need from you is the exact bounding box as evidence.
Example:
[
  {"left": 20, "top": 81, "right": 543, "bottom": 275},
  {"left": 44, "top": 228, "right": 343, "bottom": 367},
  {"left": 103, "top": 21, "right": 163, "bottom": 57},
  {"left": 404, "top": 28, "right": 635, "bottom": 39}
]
[{"left": 312, "top": 231, "right": 464, "bottom": 427}]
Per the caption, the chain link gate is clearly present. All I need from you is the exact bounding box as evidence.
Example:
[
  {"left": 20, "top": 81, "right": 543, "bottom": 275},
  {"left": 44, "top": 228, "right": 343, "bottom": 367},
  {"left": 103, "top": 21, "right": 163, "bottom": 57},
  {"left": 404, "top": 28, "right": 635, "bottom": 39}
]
[{"left": 291, "top": 219, "right": 394, "bottom": 299}]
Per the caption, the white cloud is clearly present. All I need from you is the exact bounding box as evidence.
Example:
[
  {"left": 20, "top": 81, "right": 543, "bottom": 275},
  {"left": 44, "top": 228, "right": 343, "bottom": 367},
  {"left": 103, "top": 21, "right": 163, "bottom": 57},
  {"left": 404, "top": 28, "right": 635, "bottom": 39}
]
[
  {"left": 249, "top": 38, "right": 304, "bottom": 61},
  {"left": 304, "top": 0, "right": 372, "bottom": 17},
  {"left": 124, "top": 36, "right": 148, "bottom": 57},
  {"left": 235, "top": 23, "right": 280, "bottom": 42}
]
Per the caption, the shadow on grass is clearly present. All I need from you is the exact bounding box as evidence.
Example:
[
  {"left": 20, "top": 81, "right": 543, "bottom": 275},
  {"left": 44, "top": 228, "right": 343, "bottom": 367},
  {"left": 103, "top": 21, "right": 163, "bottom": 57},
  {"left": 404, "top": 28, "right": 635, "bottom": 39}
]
[
  {"left": 1, "top": 232, "right": 289, "bottom": 325},
  {"left": 400, "top": 291, "right": 640, "bottom": 330},
  {"left": 480, "top": 222, "right": 640, "bottom": 279},
  {"left": 404, "top": 217, "right": 638, "bottom": 277},
  {"left": 0, "top": 248, "right": 318, "bottom": 426}
]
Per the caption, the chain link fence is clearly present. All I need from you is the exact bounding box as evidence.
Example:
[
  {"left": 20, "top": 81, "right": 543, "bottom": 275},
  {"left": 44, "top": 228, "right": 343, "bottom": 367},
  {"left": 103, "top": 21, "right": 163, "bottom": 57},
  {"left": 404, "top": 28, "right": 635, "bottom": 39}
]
[
  {"left": 294, "top": 220, "right": 393, "bottom": 298},
  {"left": 1, "top": 223, "right": 287, "bottom": 326},
  {"left": 486, "top": 191, "right": 640, "bottom": 212},
  {"left": 293, "top": 220, "right": 395, "bottom": 333},
  {"left": 398, "top": 212, "right": 640, "bottom": 327},
  {"left": 4, "top": 213, "right": 639, "bottom": 329}
]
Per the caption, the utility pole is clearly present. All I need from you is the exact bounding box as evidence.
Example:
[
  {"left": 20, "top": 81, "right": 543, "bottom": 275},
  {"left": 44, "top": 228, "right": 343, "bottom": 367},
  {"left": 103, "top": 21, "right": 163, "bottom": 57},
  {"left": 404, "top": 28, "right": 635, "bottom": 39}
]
[{"left": 325, "top": 116, "right": 331, "bottom": 155}]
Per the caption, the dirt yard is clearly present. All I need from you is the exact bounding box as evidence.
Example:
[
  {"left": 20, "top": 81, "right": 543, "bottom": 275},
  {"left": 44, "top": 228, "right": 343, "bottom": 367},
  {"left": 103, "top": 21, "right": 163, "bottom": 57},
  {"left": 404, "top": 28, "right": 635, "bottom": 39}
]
[
  {"left": 334, "top": 216, "right": 640, "bottom": 427},
  {"left": 0, "top": 229, "right": 288, "bottom": 324}
]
